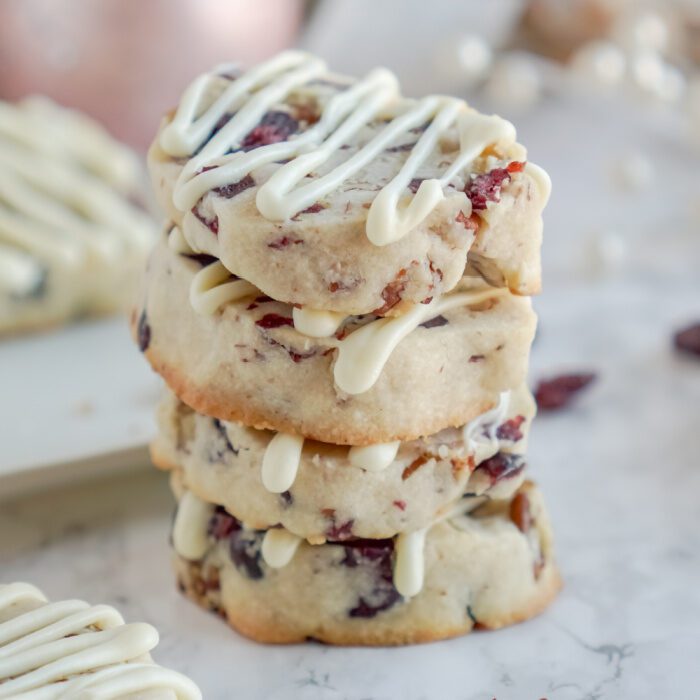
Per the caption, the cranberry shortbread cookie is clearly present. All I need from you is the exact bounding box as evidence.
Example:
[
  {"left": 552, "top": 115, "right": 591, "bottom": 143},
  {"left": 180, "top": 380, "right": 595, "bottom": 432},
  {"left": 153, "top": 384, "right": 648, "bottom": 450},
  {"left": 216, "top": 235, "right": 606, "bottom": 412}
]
[
  {"left": 134, "top": 234, "right": 537, "bottom": 444},
  {"left": 152, "top": 384, "right": 535, "bottom": 540},
  {"left": 172, "top": 481, "right": 560, "bottom": 645},
  {"left": 0, "top": 97, "right": 156, "bottom": 335},
  {"left": 148, "top": 51, "right": 550, "bottom": 316},
  {"left": 0, "top": 582, "right": 201, "bottom": 698}
]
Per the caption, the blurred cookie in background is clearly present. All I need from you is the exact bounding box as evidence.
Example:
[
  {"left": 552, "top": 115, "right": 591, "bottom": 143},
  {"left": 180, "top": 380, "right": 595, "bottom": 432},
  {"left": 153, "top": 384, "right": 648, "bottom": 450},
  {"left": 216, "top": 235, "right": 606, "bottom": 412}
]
[
  {"left": 0, "top": 96, "right": 156, "bottom": 336},
  {"left": 0, "top": 0, "right": 305, "bottom": 150}
]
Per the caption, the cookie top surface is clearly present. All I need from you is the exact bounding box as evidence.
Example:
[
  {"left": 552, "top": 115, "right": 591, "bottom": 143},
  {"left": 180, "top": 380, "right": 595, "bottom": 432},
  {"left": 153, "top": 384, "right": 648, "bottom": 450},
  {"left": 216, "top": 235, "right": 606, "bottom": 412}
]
[
  {"left": 150, "top": 51, "right": 549, "bottom": 314},
  {"left": 0, "top": 581, "right": 201, "bottom": 699}
]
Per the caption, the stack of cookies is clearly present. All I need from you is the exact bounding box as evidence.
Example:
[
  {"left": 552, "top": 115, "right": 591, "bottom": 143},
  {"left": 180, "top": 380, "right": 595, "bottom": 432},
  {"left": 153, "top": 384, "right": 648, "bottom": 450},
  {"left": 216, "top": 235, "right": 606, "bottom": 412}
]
[{"left": 134, "top": 51, "right": 560, "bottom": 645}]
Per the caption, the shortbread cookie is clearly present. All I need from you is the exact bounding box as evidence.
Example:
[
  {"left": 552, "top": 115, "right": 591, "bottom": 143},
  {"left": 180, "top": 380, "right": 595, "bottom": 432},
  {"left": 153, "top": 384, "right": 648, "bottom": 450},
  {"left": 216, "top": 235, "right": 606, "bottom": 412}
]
[
  {"left": 0, "top": 96, "right": 156, "bottom": 335},
  {"left": 134, "top": 235, "right": 537, "bottom": 444},
  {"left": 0, "top": 582, "right": 201, "bottom": 698},
  {"left": 152, "top": 384, "right": 535, "bottom": 540},
  {"left": 172, "top": 481, "right": 560, "bottom": 645},
  {"left": 149, "top": 51, "right": 550, "bottom": 316}
]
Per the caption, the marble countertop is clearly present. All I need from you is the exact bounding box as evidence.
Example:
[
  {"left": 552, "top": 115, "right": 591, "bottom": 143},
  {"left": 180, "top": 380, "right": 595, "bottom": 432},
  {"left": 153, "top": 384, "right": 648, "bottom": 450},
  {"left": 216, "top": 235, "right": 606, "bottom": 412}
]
[{"left": 2, "top": 45, "right": 699, "bottom": 700}]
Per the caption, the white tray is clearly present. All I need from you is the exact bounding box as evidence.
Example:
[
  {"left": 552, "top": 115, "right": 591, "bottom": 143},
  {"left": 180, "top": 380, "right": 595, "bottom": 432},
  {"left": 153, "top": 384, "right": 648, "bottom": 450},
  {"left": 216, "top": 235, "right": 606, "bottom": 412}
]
[{"left": 0, "top": 316, "right": 160, "bottom": 497}]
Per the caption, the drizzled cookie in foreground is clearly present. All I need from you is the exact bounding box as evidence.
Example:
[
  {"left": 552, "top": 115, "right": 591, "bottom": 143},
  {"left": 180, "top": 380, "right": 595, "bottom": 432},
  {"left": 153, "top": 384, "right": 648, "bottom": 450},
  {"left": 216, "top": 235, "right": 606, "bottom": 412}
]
[
  {"left": 134, "top": 50, "right": 559, "bottom": 646},
  {"left": 0, "top": 582, "right": 201, "bottom": 698}
]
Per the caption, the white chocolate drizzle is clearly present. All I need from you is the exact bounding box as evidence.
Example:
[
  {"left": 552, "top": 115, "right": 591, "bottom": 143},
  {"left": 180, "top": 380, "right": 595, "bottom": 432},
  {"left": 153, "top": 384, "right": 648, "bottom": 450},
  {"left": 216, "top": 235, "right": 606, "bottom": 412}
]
[
  {"left": 261, "top": 529, "right": 303, "bottom": 568},
  {"left": 348, "top": 441, "right": 401, "bottom": 472},
  {"left": 160, "top": 50, "right": 519, "bottom": 246},
  {"left": 393, "top": 528, "right": 428, "bottom": 598},
  {"left": 333, "top": 287, "right": 506, "bottom": 394},
  {"left": 172, "top": 491, "right": 215, "bottom": 560},
  {"left": 189, "top": 260, "right": 258, "bottom": 315},
  {"left": 292, "top": 307, "right": 345, "bottom": 338},
  {"left": 0, "top": 582, "right": 200, "bottom": 699},
  {"left": 261, "top": 432, "right": 305, "bottom": 493},
  {"left": 463, "top": 391, "right": 511, "bottom": 464}
]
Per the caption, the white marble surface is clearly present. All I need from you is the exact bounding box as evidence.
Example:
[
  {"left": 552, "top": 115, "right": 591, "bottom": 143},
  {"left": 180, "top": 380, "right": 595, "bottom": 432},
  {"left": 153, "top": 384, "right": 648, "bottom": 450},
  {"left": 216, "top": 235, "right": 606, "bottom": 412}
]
[{"left": 2, "top": 38, "right": 700, "bottom": 700}]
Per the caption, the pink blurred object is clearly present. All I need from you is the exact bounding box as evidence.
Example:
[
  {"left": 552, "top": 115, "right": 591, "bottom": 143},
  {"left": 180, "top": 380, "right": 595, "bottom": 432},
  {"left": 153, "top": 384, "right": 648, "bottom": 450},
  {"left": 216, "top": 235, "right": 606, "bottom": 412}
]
[{"left": 0, "top": 0, "right": 304, "bottom": 150}]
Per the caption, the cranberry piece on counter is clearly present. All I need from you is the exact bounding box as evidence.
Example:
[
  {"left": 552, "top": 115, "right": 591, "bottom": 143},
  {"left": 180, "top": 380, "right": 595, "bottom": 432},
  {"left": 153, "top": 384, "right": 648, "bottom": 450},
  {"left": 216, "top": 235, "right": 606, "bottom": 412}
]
[
  {"left": 674, "top": 323, "right": 700, "bottom": 358},
  {"left": 535, "top": 372, "right": 596, "bottom": 411}
]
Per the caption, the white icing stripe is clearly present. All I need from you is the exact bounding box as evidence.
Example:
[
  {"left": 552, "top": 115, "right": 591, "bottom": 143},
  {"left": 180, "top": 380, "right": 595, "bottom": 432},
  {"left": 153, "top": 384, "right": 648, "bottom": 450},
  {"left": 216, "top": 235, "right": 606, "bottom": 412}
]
[
  {"left": 333, "top": 287, "right": 507, "bottom": 395},
  {"left": 189, "top": 260, "right": 258, "bottom": 315},
  {"left": 261, "top": 529, "right": 303, "bottom": 568},
  {"left": 348, "top": 441, "right": 401, "bottom": 472},
  {"left": 0, "top": 583, "right": 200, "bottom": 699},
  {"left": 172, "top": 491, "right": 215, "bottom": 560},
  {"left": 463, "top": 391, "right": 511, "bottom": 464},
  {"left": 524, "top": 161, "right": 552, "bottom": 205},
  {"left": 56, "top": 662, "right": 201, "bottom": 699},
  {"left": 261, "top": 433, "right": 305, "bottom": 493},
  {"left": 161, "top": 51, "right": 519, "bottom": 246},
  {"left": 292, "top": 307, "right": 345, "bottom": 338},
  {"left": 393, "top": 529, "right": 428, "bottom": 598}
]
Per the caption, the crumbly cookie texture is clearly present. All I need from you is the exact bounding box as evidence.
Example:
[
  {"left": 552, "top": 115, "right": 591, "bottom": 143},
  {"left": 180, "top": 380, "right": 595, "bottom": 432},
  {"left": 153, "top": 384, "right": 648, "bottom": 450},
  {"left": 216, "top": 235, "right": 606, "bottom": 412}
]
[
  {"left": 149, "top": 52, "right": 549, "bottom": 316},
  {"left": 173, "top": 481, "right": 560, "bottom": 646},
  {"left": 134, "top": 237, "right": 537, "bottom": 445},
  {"left": 153, "top": 385, "right": 535, "bottom": 540},
  {"left": 0, "top": 96, "right": 156, "bottom": 335},
  {"left": 0, "top": 582, "right": 201, "bottom": 698}
]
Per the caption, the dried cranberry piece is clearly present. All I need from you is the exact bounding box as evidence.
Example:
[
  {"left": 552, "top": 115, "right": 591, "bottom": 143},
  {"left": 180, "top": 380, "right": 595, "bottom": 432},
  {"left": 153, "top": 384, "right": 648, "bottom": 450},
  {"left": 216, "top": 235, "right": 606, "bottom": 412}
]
[
  {"left": 267, "top": 236, "right": 304, "bottom": 250},
  {"left": 229, "top": 529, "right": 265, "bottom": 580},
  {"left": 137, "top": 311, "right": 151, "bottom": 352},
  {"left": 420, "top": 315, "right": 448, "bottom": 329},
  {"left": 475, "top": 453, "right": 525, "bottom": 486},
  {"left": 207, "top": 507, "right": 240, "bottom": 540},
  {"left": 209, "top": 419, "right": 238, "bottom": 462},
  {"left": 213, "top": 174, "right": 255, "bottom": 199},
  {"left": 326, "top": 519, "right": 355, "bottom": 541},
  {"left": 241, "top": 111, "right": 299, "bottom": 151},
  {"left": 407, "top": 178, "right": 424, "bottom": 194},
  {"left": 340, "top": 539, "right": 401, "bottom": 618},
  {"left": 246, "top": 295, "right": 273, "bottom": 310},
  {"left": 292, "top": 202, "right": 325, "bottom": 219},
  {"left": 191, "top": 205, "right": 219, "bottom": 234},
  {"left": 535, "top": 373, "right": 596, "bottom": 411},
  {"left": 464, "top": 168, "right": 511, "bottom": 211},
  {"left": 496, "top": 415, "right": 526, "bottom": 442},
  {"left": 255, "top": 313, "right": 293, "bottom": 329},
  {"left": 674, "top": 323, "right": 700, "bottom": 357},
  {"left": 506, "top": 160, "right": 526, "bottom": 173}
]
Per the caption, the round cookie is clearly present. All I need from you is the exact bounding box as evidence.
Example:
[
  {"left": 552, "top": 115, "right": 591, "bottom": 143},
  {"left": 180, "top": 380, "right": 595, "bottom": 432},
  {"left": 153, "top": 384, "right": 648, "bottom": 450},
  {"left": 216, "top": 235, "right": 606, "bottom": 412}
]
[
  {"left": 149, "top": 52, "right": 549, "bottom": 316},
  {"left": 134, "top": 236, "right": 537, "bottom": 445},
  {"left": 152, "top": 385, "right": 535, "bottom": 541},
  {"left": 0, "top": 96, "right": 155, "bottom": 335},
  {"left": 172, "top": 481, "right": 560, "bottom": 646}
]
